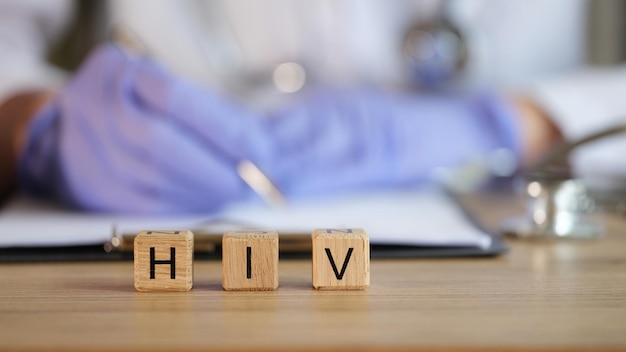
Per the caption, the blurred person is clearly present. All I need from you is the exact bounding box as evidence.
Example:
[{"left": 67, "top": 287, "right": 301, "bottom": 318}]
[{"left": 0, "top": 0, "right": 624, "bottom": 214}]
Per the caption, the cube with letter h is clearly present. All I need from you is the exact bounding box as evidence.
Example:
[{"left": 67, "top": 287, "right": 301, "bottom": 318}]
[
  {"left": 312, "top": 228, "right": 370, "bottom": 290},
  {"left": 134, "top": 230, "right": 194, "bottom": 292},
  {"left": 222, "top": 229, "right": 279, "bottom": 291}
]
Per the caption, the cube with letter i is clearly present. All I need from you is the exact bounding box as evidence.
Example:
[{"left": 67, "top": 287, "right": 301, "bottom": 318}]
[
  {"left": 312, "top": 228, "right": 370, "bottom": 290},
  {"left": 134, "top": 230, "right": 194, "bottom": 292},
  {"left": 222, "top": 229, "right": 279, "bottom": 291}
]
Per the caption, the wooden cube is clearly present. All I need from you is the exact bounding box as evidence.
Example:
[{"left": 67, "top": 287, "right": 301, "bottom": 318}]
[
  {"left": 134, "top": 230, "right": 194, "bottom": 292},
  {"left": 222, "top": 229, "right": 279, "bottom": 291},
  {"left": 312, "top": 228, "right": 370, "bottom": 290}
]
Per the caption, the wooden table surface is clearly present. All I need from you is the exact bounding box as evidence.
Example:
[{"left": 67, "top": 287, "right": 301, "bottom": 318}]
[{"left": 1, "top": 194, "right": 626, "bottom": 352}]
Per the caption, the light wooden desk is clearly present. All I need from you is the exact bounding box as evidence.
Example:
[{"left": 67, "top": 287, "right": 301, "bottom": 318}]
[{"left": 1, "top": 195, "right": 626, "bottom": 352}]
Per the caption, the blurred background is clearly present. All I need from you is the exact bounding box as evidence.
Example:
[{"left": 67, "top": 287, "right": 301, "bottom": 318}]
[{"left": 2, "top": 0, "right": 626, "bottom": 215}]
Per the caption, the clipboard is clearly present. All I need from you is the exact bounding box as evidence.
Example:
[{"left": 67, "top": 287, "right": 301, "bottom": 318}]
[{"left": 0, "top": 188, "right": 508, "bottom": 262}]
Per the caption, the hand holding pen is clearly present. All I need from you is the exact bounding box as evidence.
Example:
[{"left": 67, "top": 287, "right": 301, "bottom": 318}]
[
  {"left": 18, "top": 30, "right": 521, "bottom": 214},
  {"left": 20, "top": 42, "right": 277, "bottom": 213}
]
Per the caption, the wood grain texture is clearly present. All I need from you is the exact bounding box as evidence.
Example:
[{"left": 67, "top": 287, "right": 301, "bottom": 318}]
[
  {"left": 222, "top": 229, "right": 279, "bottom": 291},
  {"left": 312, "top": 228, "right": 370, "bottom": 290},
  {"left": 134, "top": 229, "right": 193, "bottom": 292},
  {"left": 1, "top": 196, "right": 626, "bottom": 351}
]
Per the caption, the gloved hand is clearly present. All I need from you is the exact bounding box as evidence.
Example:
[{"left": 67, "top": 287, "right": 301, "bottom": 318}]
[
  {"left": 19, "top": 43, "right": 271, "bottom": 214},
  {"left": 262, "top": 89, "right": 522, "bottom": 196},
  {"left": 20, "top": 44, "right": 522, "bottom": 214}
]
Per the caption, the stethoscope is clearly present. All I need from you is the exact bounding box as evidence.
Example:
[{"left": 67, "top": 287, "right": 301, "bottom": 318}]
[
  {"left": 402, "top": 0, "right": 471, "bottom": 90},
  {"left": 403, "top": 3, "right": 626, "bottom": 239},
  {"left": 501, "top": 125, "right": 626, "bottom": 240},
  {"left": 403, "top": 3, "right": 626, "bottom": 240}
]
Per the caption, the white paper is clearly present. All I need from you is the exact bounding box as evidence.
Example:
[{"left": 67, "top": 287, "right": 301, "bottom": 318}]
[{"left": 0, "top": 188, "right": 491, "bottom": 249}]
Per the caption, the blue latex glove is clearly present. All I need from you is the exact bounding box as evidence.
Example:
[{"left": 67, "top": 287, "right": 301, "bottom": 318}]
[
  {"left": 20, "top": 44, "right": 270, "bottom": 214},
  {"left": 262, "top": 89, "right": 522, "bottom": 197}
]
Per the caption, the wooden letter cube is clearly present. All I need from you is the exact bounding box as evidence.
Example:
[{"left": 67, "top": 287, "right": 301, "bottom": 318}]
[
  {"left": 134, "top": 230, "right": 193, "bottom": 292},
  {"left": 312, "top": 228, "right": 370, "bottom": 290},
  {"left": 222, "top": 229, "right": 279, "bottom": 291}
]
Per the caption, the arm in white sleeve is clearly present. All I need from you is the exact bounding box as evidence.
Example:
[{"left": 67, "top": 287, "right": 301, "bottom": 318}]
[
  {"left": 0, "top": 0, "right": 73, "bottom": 102},
  {"left": 532, "top": 67, "right": 626, "bottom": 178}
]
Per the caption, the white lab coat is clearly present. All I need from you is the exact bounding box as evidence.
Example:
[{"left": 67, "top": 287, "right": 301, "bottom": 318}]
[{"left": 0, "top": 0, "right": 624, "bottom": 178}]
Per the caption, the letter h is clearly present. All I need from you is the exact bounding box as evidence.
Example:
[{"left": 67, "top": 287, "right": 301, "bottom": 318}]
[{"left": 150, "top": 247, "right": 176, "bottom": 279}]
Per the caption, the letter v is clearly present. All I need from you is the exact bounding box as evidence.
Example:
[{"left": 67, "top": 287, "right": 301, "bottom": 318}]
[{"left": 324, "top": 248, "right": 354, "bottom": 280}]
